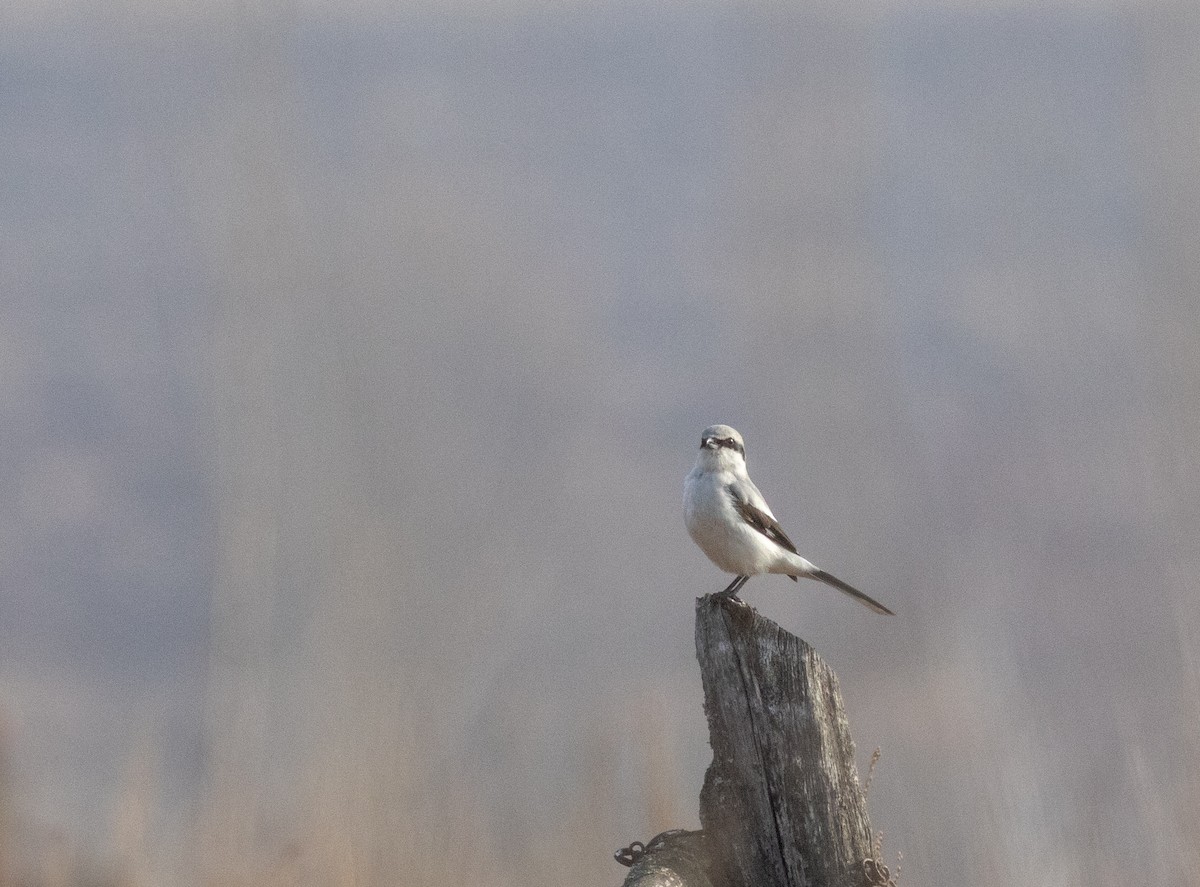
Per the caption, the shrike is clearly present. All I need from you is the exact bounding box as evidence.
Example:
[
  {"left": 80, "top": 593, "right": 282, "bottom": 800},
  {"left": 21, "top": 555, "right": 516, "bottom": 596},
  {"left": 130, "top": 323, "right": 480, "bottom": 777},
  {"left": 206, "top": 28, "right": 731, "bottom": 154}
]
[{"left": 684, "top": 424, "right": 894, "bottom": 614}]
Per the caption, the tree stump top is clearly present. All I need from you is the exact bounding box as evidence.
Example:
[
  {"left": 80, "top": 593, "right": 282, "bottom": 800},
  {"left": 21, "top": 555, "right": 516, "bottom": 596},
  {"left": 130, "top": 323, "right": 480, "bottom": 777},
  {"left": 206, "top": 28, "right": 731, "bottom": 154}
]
[
  {"left": 617, "top": 596, "right": 877, "bottom": 887},
  {"left": 695, "top": 596, "right": 873, "bottom": 887}
]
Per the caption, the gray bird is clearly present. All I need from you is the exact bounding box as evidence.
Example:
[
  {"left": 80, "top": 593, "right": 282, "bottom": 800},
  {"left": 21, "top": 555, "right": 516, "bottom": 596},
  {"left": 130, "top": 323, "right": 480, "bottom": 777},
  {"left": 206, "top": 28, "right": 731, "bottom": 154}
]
[{"left": 684, "top": 424, "right": 894, "bottom": 614}]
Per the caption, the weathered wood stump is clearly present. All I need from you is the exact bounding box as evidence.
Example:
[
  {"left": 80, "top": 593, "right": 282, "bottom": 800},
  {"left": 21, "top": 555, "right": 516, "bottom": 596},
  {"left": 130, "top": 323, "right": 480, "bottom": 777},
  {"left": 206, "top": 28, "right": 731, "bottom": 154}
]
[
  {"left": 618, "top": 595, "right": 875, "bottom": 887},
  {"left": 697, "top": 594, "right": 874, "bottom": 887}
]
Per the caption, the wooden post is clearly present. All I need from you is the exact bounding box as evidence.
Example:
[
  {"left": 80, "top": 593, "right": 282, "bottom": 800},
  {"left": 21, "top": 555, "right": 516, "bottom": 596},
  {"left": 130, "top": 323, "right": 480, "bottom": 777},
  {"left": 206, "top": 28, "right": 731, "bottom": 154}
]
[
  {"left": 696, "top": 595, "right": 874, "bottom": 887},
  {"left": 619, "top": 595, "right": 877, "bottom": 887}
]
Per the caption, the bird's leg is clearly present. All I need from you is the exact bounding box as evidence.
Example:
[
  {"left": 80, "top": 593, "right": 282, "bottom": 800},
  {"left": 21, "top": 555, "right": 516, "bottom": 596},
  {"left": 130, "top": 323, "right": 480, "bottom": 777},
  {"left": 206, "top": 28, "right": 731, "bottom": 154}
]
[
  {"left": 714, "top": 575, "right": 750, "bottom": 603},
  {"left": 716, "top": 575, "right": 743, "bottom": 597}
]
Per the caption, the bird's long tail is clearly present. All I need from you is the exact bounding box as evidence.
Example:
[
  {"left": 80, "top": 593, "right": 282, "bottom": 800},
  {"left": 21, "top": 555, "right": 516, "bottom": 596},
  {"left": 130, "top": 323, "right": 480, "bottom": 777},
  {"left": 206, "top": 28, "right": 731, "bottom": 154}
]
[{"left": 809, "top": 569, "right": 895, "bottom": 615}]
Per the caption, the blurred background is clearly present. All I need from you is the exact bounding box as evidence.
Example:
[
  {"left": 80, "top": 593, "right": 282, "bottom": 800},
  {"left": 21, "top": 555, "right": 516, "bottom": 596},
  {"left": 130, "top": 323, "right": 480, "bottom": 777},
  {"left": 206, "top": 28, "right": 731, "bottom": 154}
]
[{"left": 2, "top": 0, "right": 1199, "bottom": 884}]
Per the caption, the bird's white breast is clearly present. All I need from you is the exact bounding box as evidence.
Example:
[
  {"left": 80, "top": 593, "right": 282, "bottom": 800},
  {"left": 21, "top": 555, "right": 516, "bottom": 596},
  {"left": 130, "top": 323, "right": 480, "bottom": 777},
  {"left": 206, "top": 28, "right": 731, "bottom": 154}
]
[{"left": 684, "top": 468, "right": 779, "bottom": 575}]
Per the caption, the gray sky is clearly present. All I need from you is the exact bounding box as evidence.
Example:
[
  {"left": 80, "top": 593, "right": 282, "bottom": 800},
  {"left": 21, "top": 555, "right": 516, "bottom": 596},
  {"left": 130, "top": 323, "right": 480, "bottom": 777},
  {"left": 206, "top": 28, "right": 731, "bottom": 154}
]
[{"left": 2, "top": 2, "right": 1198, "bottom": 885}]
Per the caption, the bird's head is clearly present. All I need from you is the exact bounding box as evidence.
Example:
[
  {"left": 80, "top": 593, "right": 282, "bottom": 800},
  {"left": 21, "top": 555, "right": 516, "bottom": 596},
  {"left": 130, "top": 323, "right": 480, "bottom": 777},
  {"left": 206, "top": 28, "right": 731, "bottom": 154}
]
[{"left": 697, "top": 424, "right": 746, "bottom": 471}]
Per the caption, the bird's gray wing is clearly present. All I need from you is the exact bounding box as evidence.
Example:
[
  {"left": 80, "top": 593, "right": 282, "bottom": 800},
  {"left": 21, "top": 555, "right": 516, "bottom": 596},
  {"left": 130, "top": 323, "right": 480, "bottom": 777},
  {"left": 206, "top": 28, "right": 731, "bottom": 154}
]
[{"left": 725, "top": 480, "right": 802, "bottom": 580}]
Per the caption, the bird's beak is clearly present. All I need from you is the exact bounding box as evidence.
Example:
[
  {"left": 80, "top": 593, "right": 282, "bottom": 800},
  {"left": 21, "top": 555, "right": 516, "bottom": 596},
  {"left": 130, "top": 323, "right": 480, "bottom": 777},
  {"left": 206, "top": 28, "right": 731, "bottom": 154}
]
[{"left": 702, "top": 437, "right": 716, "bottom": 450}]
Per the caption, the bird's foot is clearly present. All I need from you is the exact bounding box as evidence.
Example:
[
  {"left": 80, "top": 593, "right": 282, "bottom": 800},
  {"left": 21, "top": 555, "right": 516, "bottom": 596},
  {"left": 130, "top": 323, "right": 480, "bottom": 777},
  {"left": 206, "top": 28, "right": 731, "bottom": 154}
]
[
  {"left": 712, "top": 575, "right": 750, "bottom": 606},
  {"left": 712, "top": 590, "right": 750, "bottom": 609}
]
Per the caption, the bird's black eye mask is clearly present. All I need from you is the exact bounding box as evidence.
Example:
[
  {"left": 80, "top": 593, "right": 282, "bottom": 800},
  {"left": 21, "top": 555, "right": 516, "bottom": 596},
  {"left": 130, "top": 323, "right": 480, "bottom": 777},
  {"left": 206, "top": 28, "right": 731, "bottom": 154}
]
[{"left": 703, "top": 436, "right": 745, "bottom": 456}]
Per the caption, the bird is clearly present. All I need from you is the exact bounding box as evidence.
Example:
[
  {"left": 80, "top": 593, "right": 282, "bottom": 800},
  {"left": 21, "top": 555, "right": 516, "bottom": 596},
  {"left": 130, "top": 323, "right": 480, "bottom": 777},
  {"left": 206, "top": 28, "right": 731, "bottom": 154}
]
[{"left": 684, "top": 424, "right": 894, "bottom": 614}]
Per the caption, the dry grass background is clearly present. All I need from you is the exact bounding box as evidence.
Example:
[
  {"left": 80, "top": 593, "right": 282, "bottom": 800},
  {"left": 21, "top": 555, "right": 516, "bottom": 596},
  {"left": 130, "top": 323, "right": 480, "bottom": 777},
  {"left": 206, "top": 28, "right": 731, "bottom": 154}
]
[{"left": 2, "top": 1, "right": 1200, "bottom": 886}]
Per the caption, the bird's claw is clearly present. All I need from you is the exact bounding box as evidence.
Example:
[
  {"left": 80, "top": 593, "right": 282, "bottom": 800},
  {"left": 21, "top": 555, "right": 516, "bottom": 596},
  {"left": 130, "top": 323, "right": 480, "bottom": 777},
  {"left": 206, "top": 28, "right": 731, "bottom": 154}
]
[{"left": 712, "top": 591, "right": 750, "bottom": 608}]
